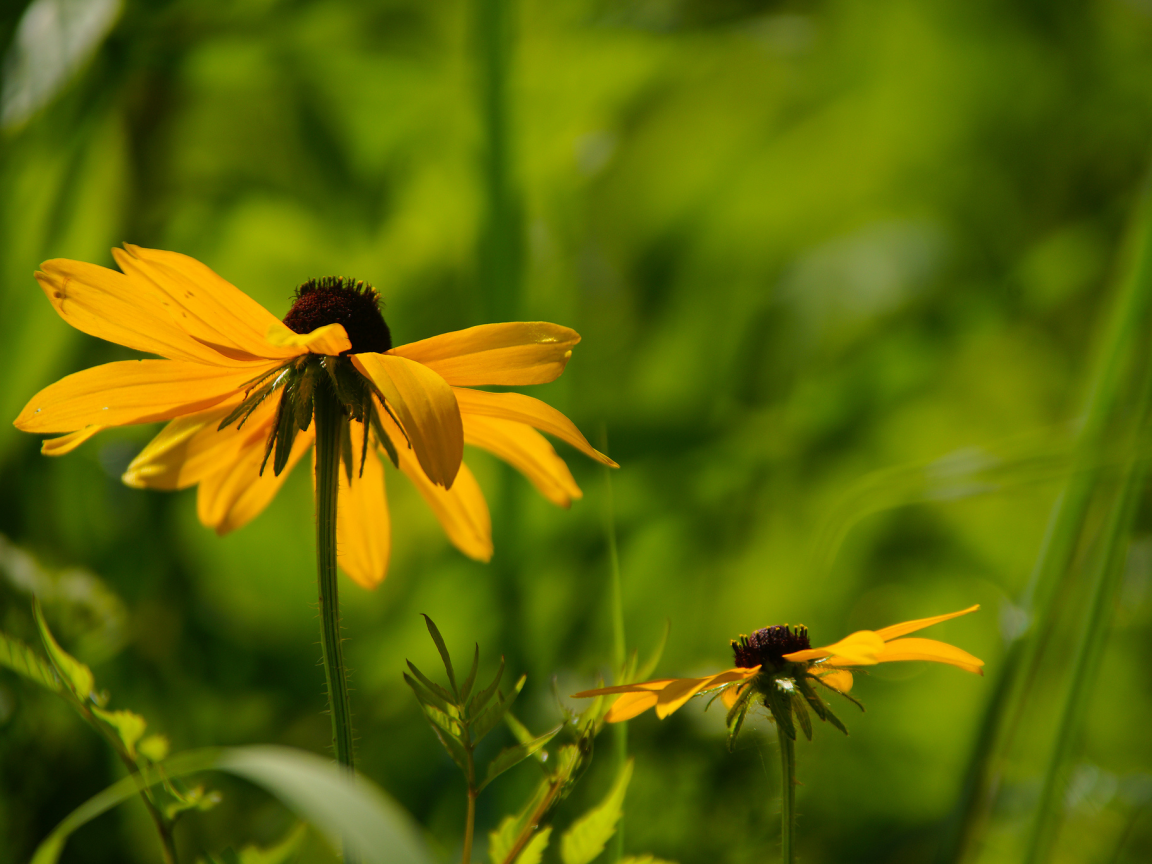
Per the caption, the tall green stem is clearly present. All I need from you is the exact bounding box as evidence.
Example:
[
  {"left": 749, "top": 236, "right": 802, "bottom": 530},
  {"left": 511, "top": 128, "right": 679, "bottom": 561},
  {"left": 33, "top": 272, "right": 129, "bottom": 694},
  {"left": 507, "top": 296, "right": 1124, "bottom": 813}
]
[
  {"left": 602, "top": 434, "right": 627, "bottom": 864},
  {"left": 313, "top": 377, "right": 356, "bottom": 772},
  {"left": 777, "top": 724, "right": 796, "bottom": 864}
]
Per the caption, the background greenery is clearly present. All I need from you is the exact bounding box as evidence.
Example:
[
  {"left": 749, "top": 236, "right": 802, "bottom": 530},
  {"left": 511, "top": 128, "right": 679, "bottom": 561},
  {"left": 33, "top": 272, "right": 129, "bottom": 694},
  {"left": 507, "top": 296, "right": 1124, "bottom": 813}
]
[{"left": 2, "top": 0, "right": 1152, "bottom": 862}]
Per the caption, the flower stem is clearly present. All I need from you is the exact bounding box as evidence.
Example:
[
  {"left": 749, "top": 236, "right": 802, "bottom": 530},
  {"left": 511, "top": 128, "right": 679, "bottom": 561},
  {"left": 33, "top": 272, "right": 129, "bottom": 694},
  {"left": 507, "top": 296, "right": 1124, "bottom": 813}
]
[
  {"left": 777, "top": 723, "right": 796, "bottom": 864},
  {"left": 462, "top": 790, "right": 477, "bottom": 864},
  {"left": 313, "top": 373, "right": 358, "bottom": 864}
]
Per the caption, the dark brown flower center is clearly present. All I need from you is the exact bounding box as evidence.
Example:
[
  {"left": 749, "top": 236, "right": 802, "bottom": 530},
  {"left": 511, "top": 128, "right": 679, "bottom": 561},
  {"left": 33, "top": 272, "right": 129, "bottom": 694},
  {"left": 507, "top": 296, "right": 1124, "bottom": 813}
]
[
  {"left": 731, "top": 624, "right": 810, "bottom": 669},
  {"left": 282, "top": 277, "right": 392, "bottom": 354}
]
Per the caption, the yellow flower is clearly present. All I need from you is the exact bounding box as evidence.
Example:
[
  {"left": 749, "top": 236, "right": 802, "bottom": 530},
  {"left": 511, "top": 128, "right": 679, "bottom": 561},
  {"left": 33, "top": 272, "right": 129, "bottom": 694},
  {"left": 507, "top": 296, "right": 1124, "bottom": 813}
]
[
  {"left": 15, "top": 246, "right": 615, "bottom": 587},
  {"left": 573, "top": 605, "right": 983, "bottom": 738}
]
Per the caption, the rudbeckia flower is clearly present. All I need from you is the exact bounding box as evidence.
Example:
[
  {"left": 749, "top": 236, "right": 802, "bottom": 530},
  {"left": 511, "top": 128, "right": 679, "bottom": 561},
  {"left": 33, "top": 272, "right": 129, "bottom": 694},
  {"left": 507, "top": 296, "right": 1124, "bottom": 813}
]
[
  {"left": 574, "top": 604, "right": 983, "bottom": 743},
  {"left": 14, "top": 245, "right": 615, "bottom": 587}
]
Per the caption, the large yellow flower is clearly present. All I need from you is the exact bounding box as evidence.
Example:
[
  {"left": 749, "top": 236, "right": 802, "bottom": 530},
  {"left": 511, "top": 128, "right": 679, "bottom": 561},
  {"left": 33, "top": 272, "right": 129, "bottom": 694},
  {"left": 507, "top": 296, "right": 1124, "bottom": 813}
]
[
  {"left": 574, "top": 605, "right": 983, "bottom": 739},
  {"left": 15, "top": 245, "right": 615, "bottom": 587}
]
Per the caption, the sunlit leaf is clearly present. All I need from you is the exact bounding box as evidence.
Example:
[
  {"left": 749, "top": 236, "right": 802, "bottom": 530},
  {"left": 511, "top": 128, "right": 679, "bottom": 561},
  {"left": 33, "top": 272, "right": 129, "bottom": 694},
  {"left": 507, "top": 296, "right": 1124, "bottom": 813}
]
[
  {"left": 0, "top": 628, "right": 60, "bottom": 693},
  {"left": 34, "top": 599, "right": 93, "bottom": 700},
  {"left": 138, "top": 734, "right": 169, "bottom": 763},
  {"left": 91, "top": 707, "right": 147, "bottom": 759},
  {"left": 480, "top": 724, "right": 562, "bottom": 791},
  {"left": 473, "top": 674, "right": 525, "bottom": 742},
  {"left": 513, "top": 826, "right": 551, "bottom": 864},
  {"left": 559, "top": 759, "right": 634, "bottom": 864},
  {"left": 421, "top": 614, "right": 457, "bottom": 696}
]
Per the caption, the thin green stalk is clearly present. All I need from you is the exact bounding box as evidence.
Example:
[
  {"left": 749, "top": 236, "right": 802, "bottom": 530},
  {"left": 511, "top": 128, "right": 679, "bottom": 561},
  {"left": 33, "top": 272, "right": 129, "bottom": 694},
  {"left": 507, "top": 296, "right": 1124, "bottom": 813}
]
[
  {"left": 313, "top": 375, "right": 358, "bottom": 864},
  {"left": 940, "top": 166, "right": 1152, "bottom": 864},
  {"left": 462, "top": 790, "right": 477, "bottom": 864},
  {"left": 777, "top": 724, "right": 796, "bottom": 864},
  {"left": 601, "top": 429, "right": 627, "bottom": 864}
]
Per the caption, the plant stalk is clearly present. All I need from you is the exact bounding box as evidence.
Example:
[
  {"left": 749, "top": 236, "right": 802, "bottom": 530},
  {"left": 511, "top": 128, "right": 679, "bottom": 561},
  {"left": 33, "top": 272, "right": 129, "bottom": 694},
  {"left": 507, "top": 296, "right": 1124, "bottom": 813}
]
[
  {"left": 314, "top": 375, "right": 358, "bottom": 862},
  {"left": 777, "top": 723, "right": 796, "bottom": 864},
  {"left": 462, "top": 790, "right": 477, "bottom": 864}
]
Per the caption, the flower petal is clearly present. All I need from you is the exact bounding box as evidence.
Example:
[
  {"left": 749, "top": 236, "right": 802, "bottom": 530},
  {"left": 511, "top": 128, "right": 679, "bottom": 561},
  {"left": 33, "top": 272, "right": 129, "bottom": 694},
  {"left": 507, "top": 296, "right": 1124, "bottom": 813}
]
[
  {"left": 785, "top": 631, "right": 886, "bottom": 666},
  {"left": 721, "top": 683, "right": 749, "bottom": 709},
  {"left": 814, "top": 670, "right": 854, "bottom": 693},
  {"left": 197, "top": 427, "right": 314, "bottom": 533},
  {"left": 123, "top": 399, "right": 277, "bottom": 490},
  {"left": 382, "top": 411, "right": 490, "bottom": 560},
  {"left": 336, "top": 427, "right": 391, "bottom": 589},
  {"left": 873, "top": 605, "right": 981, "bottom": 642},
  {"left": 15, "top": 359, "right": 275, "bottom": 434},
  {"left": 463, "top": 414, "right": 582, "bottom": 507},
  {"left": 571, "top": 680, "right": 677, "bottom": 698},
  {"left": 454, "top": 388, "right": 617, "bottom": 467},
  {"left": 353, "top": 353, "right": 463, "bottom": 488},
  {"left": 391, "top": 322, "right": 581, "bottom": 386},
  {"left": 875, "top": 638, "right": 985, "bottom": 675},
  {"left": 266, "top": 321, "right": 351, "bottom": 356},
  {"left": 113, "top": 245, "right": 298, "bottom": 361},
  {"left": 40, "top": 425, "right": 103, "bottom": 455},
  {"left": 606, "top": 691, "right": 660, "bottom": 722},
  {"left": 654, "top": 667, "right": 760, "bottom": 719},
  {"left": 36, "top": 260, "right": 236, "bottom": 364}
]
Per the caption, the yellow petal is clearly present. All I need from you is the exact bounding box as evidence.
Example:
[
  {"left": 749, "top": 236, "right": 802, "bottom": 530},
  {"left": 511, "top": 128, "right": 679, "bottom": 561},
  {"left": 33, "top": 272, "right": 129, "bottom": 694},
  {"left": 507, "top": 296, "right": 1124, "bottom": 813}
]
[
  {"left": 123, "top": 399, "right": 278, "bottom": 490},
  {"left": 814, "top": 669, "right": 854, "bottom": 693},
  {"left": 40, "top": 425, "right": 103, "bottom": 455},
  {"left": 875, "top": 638, "right": 985, "bottom": 675},
  {"left": 36, "top": 260, "right": 235, "bottom": 364},
  {"left": 571, "top": 680, "right": 677, "bottom": 698},
  {"left": 721, "top": 683, "right": 749, "bottom": 709},
  {"left": 197, "top": 427, "right": 313, "bottom": 533},
  {"left": 266, "top": 321, "right": 351, "bottom": 356},
  {"left": 113, "top": 246, "right": 297, "bottom": 361},
  {"left": 454, "top": 388, "right": 617, "bottom": 467},
  {"left": 336, "top": 427, "right": 391, "bottom": 589},
  {"left": 391, "top": 322, "right": 581, "bottom": 386},
  {"left": 463, "top": 414, "right": 582, "bottom": 507},
  {"left": 606, "top": 691, "right": 660, "bottom": 722},
  {"left": 654, "top": 667, "right": 760, "bottom": 719},
  {"left": 353, "top": 353, "right": 463, "bottom": 488},
  {"left": 784, "top": 631, "right": 886, "bottom": 666},
  {"left": 873, "top": 605, "right": 981, "bottom": 642},
  {"left": 15, "top": 359, "right": 275, "bottom": 434}
]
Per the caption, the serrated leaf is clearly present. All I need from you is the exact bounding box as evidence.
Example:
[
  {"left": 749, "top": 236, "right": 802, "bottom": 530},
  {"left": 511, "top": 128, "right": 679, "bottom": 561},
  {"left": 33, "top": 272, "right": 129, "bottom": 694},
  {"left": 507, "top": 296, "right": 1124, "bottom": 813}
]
[
  {"left": 138, "top": 734, "right": 170, "bottom": 763},
  {"left": 559, "top": 759, "right": 634, "bottom": 864},
  {"left": 0, "top": 629, "right": 61, "bottom": 692},
  {"left": 514, "top": 826, "right": 551, "bottom": 864},
  {"left": 481, "top": 724, "right": 563, "bottom": 791},
  {"left": 404, "top": 667, "right": 454, "bottom": 712},
  {"left": 92, "top": 707, "right": 147, "bottom": 759},
  {"left": 473, "top": 675, "right": 525, "bottom": 743},
  {"left": 459, "top": 644, "right": 481, "bottom": 704},
  {"left": 421, "top": 614, "right": 457, "bottom": 696},
  {"left": 34, "top": 599, "right": 93, "bottom": 700},
  {"left": 469, "top": 655, "right": 505, "bottom": 715}
]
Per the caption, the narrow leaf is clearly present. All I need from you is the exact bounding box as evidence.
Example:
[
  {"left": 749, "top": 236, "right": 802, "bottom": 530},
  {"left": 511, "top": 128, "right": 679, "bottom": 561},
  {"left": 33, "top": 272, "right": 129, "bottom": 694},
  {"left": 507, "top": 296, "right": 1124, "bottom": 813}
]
[
  {"left": 421, "top": 614, "right": 457, "bottom": 696},
  {"left": 559, "top": 760, "right": 634, "bottom": 864},
  {"left": 0, "top": 629, "right": 61, "bottom": 692},
  {"left": 460, "top": 644, "right": 481, "bottom": 704},
  {"left": 473, "top": 675, "right": 525, "bottom": 743},
  {"left": 790, "top": 692, "right": 813, "bottom": 741},
  {"left": 469, "top": 655, "right": 505, "bottom": 714},
  {"left": 404, "top": 665, "right": 455, "bottom": 709},
  {"left": 34, "top": 599, "right": 93, "bottom": 699},
  {"left": 481, "top": 724, "right": 563, "bottom": 791}
]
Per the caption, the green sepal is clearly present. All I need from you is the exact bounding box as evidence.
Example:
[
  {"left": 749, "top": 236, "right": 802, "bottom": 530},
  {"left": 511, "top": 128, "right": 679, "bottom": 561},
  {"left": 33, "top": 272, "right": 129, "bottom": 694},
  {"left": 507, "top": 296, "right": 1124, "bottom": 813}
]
[
  {"left": 421, "top": 614, "right": 458, "bottom": 696},
  {"left": 0, "top": 628, "right": 61, "bottom": 693},
  {"left": 790, "top": 691, "right": 813, "bottom": 741},
  {"left": 92, "top": 707, "right": 147, "bottom": 758},
  {"left": 270, "top": 386, "right": 301, "bottom": 476},
  {"left": 218, "top": 366, "right": 288, "bottom": 431},
  {"left": 811, "top": 671, "right": 866, "bottom": 712},
  {"left": 819, "top": 699, "right": 850, "bottom": 736},
  {"left": 794, "top": 675, "right": 829, "bottom": 723},
  {"left": 473, "top": 675, "right": 526, "bottom": 743},
  {"left": 403, "top": 669, "right": 454, "bottom": 715},
  {"left": 459, "top": 644, "right": 481, "bottom": 704},
  {"left": 725, "top": 684, "right": 754, "bottom": 752},
  {"left": 34, "top": 600, "right": 93, "bottom": 700},
  {"left": 480, "top": 724, "right": 563, "bottom": 791},
  {"left": 340, "top": 414, "right": 355, "bottom": 484},
  {"left": 293, "top": 366, "right": 315, "bottom": 432},
  {"left": 469, "top": 654, "right": 505, "bottom": 714},
  {"left": 369, "top": 401, "right": 399, "bottom": 468},
  {"left": 764, "top": 681, "right": 795, "bottom": 741}
]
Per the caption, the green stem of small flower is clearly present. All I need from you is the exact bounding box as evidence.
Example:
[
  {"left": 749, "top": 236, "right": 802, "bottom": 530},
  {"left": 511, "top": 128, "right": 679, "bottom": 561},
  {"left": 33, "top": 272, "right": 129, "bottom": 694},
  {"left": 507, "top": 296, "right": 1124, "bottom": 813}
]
[
  {"left": 777, "top": 723, "right": 796, "bottom": 864},
  {"left": 313, "top": 372, "right": 358, "bottom": 861}
]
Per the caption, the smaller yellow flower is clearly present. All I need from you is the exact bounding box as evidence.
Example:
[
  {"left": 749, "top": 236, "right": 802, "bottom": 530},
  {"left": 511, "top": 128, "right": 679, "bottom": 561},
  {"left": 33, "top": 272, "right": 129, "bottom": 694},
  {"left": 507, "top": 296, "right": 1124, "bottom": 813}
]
[{"left": 574, "top": 605, "right": 983, "bottom": 742}]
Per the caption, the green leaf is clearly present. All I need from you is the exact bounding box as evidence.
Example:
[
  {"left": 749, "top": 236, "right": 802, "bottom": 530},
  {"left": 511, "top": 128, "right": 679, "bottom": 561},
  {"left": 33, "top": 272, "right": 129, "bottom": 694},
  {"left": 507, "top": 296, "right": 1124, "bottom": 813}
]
[
  {"left": 473, "top": 674, "right": 526, "bottom": 743},
  {"left": 620, "top": 856, "right": 677, "bottom": 864},
  {"left": 469, "top": 655, "right": 505, "bottom": 714},
  {"left": 138, "top": 734, "right": 169, "bottom": 763},
  {"left": 421, "top": 614, "right": 457, "bottom": 696},
  {"left": 234, "top": 822, "right": 308, "bottom": 864},
  {"left": 31, "top": 746, "right": 430, "bottom": 864},
  {"left": 560, "top": 759, "right": 634, "bottom": 864},
  {"left": 404, "top": 667, "right": 455, "bottom": 712},
  {"left": 764, "top": 683, "right": 795, "bottom": 741},
  {"left": 0, "top": 628, "right": 60, "bottom": 692},
  {"left": 161, "top": 783, "right": 221, "bottom": 819},
  {"left": 34, "top": 599, "right": 93, "bottom": 700},
  {"left": 514, "top": 826, "right": 551, "bottom": 864},
  {"left": 459, "top": 644, "right": 481, "bottom": 704},
  {"left": 790, "top": 692, "right": 813, "bottom": 741},
  {"left": 481, "top": 724, "right": 563, "bottom": 791},
  {"left": 91, "top": 707, "right": 147, "bottom": 759}
]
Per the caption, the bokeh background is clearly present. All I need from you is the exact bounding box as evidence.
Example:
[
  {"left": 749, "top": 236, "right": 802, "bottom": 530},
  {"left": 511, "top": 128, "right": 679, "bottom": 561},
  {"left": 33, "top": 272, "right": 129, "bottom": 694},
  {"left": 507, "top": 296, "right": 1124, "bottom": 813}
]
[{"left": 3, "top": 0, "right": 1152, "bottom": 862}]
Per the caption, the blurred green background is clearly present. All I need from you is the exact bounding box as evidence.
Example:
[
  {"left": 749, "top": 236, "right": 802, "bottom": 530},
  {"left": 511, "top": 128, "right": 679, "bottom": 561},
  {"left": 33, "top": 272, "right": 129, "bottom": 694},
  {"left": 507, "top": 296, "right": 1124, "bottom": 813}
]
[{"left": 3, "top": 0, "right": 1152, "bottom": 862}]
